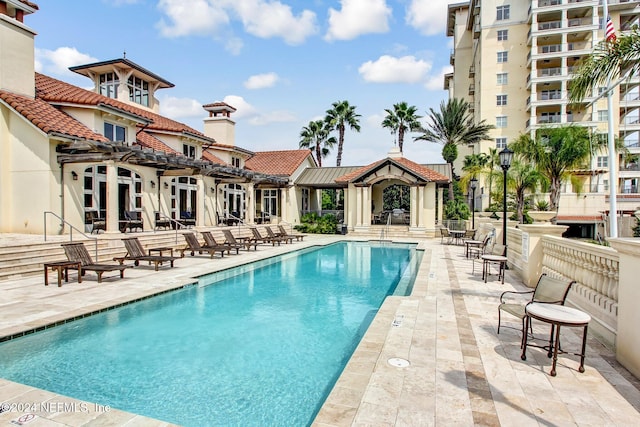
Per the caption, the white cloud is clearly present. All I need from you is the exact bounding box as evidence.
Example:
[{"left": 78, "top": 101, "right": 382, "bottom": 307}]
[
  {"left": 35, "top": 47, "right": 99, "bottom": 76},
  {"left": 155, "top": 0, "right": 317, "bottom": 45},
  {"left": 358, "top": 55, "right": 432, "bottom": 84},
  {"left": 232, "top": 0, "right": 318, "bottom": 45},
  {"left": 325, "top": 0, "right": 392, "bottom": 41},
  {"left": 156, "top": 0, "right": 229, "bottom": 38},
  {"left": 424, "top": 65, "right": 453, "bottom": 91},
  {"left": 244, "top": 72, "right": 279, "bottom": 89},
  {"left": 220, "top": 95, "right": 296, "bottom": 126},
  {"left": 159, "top": 96, "right": 203, "bottom": 119},
  {"left": 406, "top": 0, "right": 450, "bottom": 36},
  {"left": 225, "top": 37, "right": 244, "bottom": 55}
]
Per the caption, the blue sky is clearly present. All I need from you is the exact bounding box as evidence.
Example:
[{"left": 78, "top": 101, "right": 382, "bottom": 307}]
[{"left": 29, "top": 0, "right": 454, "bottom": 166}]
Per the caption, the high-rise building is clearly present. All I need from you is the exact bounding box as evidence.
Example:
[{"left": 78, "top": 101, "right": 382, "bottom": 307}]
[{"left": 445, "top": 0, "right": 640, "bottom": 237}]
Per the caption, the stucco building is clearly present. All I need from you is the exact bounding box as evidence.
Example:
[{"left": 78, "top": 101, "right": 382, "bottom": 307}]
[
  {"left": 445, "top": 0, "right": 640, "bottom": 237},
  {"left": 0, "top": 0, "right": 449, "bottom": 237}
]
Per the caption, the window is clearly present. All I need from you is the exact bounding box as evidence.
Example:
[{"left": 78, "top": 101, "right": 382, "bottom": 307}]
[
  {"left": 127, "top": 76, "right": 149, "bottom": 107},
  {"left": 497, "top": 5, "right": 510, "bottom": 20},
  {"left": 231, "top": 156, "right": 241, "bottom": 168},
  {"left": 497, "top": 51, "right": 508, "bottom": 63},
  {"left": 603, "top": 179, "right": 609, "bottom": 191},
  {"left": 182, "top": 144, "right": 196, "bottom": 158},
  {"left": 104, "top": 122, "right": 126, "bottom": 143},
  {"left": 99, "top": 72, "right": 119, "bottom": 99},
  {"left": 263, "top": 189, "right": 278, "bottom": 216},
  {"left": 497, "top": 95, "right": 508, "bottom": 106},
  {"left": 598, "top": 110, "right": 608, "bottom": 121},
  {"left": 497, "top": 73, "right": 508, "bottom": 85},
  {"left": 496, "top": 116, "right": 507, "bottom": 128},
  {"left": 496, "top": 138, "right": 507, "bottom": 149},
  {"left": 597, "top": 156, "right": 609, "bottom": 168},
  {"left": 497, "top": 29, "right": 508, "bottom": 41}
]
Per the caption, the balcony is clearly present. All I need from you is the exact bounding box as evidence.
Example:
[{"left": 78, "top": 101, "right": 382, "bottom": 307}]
[
  {"left": 468, "top": 84, "right": 475, "bottom": 95},
  {"left": 469, "top": 66, "right": 475, "bottom": 78}
]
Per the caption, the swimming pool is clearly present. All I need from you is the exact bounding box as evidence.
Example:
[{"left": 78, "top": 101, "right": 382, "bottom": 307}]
[{"left": 0, "top": 241, "right": 421, "bottom": 426}]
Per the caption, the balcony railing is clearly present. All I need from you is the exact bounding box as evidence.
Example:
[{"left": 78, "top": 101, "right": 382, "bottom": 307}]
[{"left": 538, "top": 67, "right": 562, "bottom": 77}]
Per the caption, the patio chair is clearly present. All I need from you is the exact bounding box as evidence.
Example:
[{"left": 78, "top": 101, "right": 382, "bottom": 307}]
[
  {"left": 202, "top": 231, "right": 238, "bottom": 255},
  {"left": 179, "top": 232, "right": 226, "bottom": 258},
  {"left": 113, "top": 237, "right": 179, "bottom": 271},
  {"left": 120, "top": 210, "right": 144, "bottom": 233},
  {"left": 467, "top": 234, "right": 491, "bottom": 259},
  {"left": 277, "top": 224, "right": 305, "bottom": 241},
  {"left": 439, "top": 227, "right": 452, "bottom": 244},
  {"left": 223, "top": 229, "right": 258, "bottom": 251},
  {"left": 61, "top": 242, "right": 130, "bottom": 283},
  {"left": 85, "top": 210, "right": 106, "bottom": 234},
  {"left": 481, "top": 244, "right": 508, "bottom": 283},
  {"left": 250, "top": 227, "right": 280, "bottom": 246},
  {"left": 498, "top": 273, "right": 575, "bottom": 344},
  {"left": 179, "top": 211, "right": 196, "bottom": 228},
  {"left": 266, "top": 226, "right": 293, "bottom": 244},
  {"left": 154, "top": 211, "right": 171, "bottom": 230}
]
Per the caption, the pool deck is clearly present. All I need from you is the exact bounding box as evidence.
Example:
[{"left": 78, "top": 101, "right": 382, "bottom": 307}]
[{"left": 1, "top": 233, "right": 639, "bottom": 426}]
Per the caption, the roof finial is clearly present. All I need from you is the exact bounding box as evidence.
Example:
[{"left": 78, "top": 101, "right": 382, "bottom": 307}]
[{"left": 123, "top": 50, "right": 126, "bottom": 59}]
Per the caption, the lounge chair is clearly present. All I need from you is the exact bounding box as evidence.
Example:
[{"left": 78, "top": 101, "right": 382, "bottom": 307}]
[
  {"left": 222, "top": 229, "right": 258, "bottom": 251},
  {"left": 201, "top": 231, "right": 239, "bottom": 255},
  {"left": 498, "top": 273, "right": 576, "bottom": 344},
  {"left": 250, "top": 227, "right": 280, "bottom": 246},
  {"left": 154, "top": 211, "right": 171, "bottom": 230},
  {"left": 266, "top": 226, "right": 293, "bottom": 244},
  {"left": 179, "top": 232, "right": 226, "bottom": 258},
  {"left": 277, "top": 225, "right": 305, "bottom": 241},
  {"left": 113, "top": 237, "right": 179, "bottom": 271},
  {"left": 61, "top": 242, "right": 130, "bottom": 283},
  {"left": 120, "top": 210, "right": 144, "bottom": 233}
]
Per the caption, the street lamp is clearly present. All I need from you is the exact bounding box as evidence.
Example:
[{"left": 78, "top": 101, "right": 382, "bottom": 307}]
[
  {"left": 470, "top": 177, "right": 478, "bottom": 230},
  {"left": 499, "top": 147, "right": 514, "bottom": 249}
]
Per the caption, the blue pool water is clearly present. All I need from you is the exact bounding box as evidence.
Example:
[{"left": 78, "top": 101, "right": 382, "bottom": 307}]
[{"left": 0, "top": 242, "right": 421, "bottom": 426}]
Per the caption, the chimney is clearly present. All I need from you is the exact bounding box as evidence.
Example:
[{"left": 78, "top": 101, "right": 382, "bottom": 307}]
[
  {"left": 0, "top": 0, "right": 38, "bottom": 97},
  {"left": 203, "top": 102, "right": 236, "bottom": 146}
]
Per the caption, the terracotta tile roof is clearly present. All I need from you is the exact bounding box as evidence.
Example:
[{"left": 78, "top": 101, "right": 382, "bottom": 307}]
[
  {"left": 245, "top": 150, "right": 313, "bottom": 175},
  {"left": 136, "top": 131, "right": 179, "bottom": 154},
  {"left": 19, "top": 0, "right": 39, "bottom": 9},
  {"left": 34, "top": 73, "right": 211, "bottom": 140},
  {"left": 202, "top": 101, "right": 236, "bottom": 111},
  {"left": 0, "top": 90, "right": 108, "bottom": 142},
  {"left": 202, "top": 150, "right": 226, "bottom": 165},
  {"left": 336, "top": 157, "right": 450, "bottom": 183},
  {"left": 557, "top": 215, "right": 603, "bottom": 222}
]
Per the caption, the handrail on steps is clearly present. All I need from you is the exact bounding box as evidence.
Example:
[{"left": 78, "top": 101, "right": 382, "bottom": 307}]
[
  {"left": 155, "top": 211, "right": 187, "bottom": 244},
  {"left": 43, "top": 211, "right": 98, "bottom": 259},
  {"left": 380, "top": 213, "right": 391, "bottom": 242}
]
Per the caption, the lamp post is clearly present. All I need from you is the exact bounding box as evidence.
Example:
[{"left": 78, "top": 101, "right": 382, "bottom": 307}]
[
  {"left": 499, "top": 147, "right": 513, "bottom": 249},
  {"left": 470, "top": 177, "right": 478, "bottom": 230}
]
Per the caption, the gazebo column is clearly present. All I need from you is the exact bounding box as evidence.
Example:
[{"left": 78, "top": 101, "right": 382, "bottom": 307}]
[
  {"left": 437, "top": 186, "right": 444, "bottom": 225},
  {"left": 409, "top": 185, "right": 427, "bottom": 233},
  {"left": 355, "top": 185, "right": 363, "bottom": 227},
  {"left": 105, "top": 162, "right": 119, "bottom": 233},
  {"left": 425, "top": 183, "right": 437, "bottom": 237},
  {"left": 354, "top": 184, "right": 372, "bottom": 232}
]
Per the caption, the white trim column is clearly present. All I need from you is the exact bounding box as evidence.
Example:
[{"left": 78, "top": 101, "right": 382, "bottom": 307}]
[
  {"left": 437, "top": 186, "right": 444, "bottom": 225},
  {"left": 196, "top": 176, "right": 205, "bottom": 227},
  {"left": 246, "top": 182, "right": 255, "bottom": 224},
  {"left": 106, "top": 162, "right": 119, "bottom": 233}
]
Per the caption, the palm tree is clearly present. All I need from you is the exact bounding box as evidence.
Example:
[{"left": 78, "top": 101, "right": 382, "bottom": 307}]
[
  {"left": 510, "top": 126, "right": 592, "bottom": 212},
  {"left": 324, "top": 100, "right": 361, "bottom": 167},
  {"left": 460, "top": 153, "right": 488, "bottom": 189},
  {"left": 415, "top": 98, "right": 494, "bottom": 200},
  {"left": 569, "top": 30, "right": 640, "bottom": 103},
  {"left": 299, "top": 120, "right": 336, "bottom": 167},
  {"left": 381, "top": 102, "right": 422, "bottom": 153},
  {"left": 507, "top": 160, "right": 546, "bottom": 223}
]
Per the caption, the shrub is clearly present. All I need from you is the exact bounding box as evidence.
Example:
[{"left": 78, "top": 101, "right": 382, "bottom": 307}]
[{"left": 294, "top": 213, "right": 338, "bottom": 234}]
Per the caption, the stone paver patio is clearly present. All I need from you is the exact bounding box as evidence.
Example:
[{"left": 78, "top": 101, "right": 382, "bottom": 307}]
[{"left": 1, "top": 233, "right": 639, "bottom": 426}]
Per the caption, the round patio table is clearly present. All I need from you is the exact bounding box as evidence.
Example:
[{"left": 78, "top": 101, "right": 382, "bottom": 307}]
[{"left": 521, "top": 302, "right": 591, "bottom": 376}]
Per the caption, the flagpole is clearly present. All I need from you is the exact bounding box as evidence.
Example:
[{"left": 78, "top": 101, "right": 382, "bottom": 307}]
[{"left": 603, "top": 0, "right": 618, "bottom": 238}]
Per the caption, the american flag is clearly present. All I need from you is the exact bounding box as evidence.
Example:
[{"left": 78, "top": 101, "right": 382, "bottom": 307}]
[{"left": 605, "top": 15, "right": 616, "bottom": 42}]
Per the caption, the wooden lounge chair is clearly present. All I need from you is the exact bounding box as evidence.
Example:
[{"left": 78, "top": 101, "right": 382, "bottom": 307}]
[
  {"left": 201, "top": 231, "right": 238, "bottom": 255},
  {"left": 113, "top": 237, "right": 179, "bottom": 271},
  {"left": 222, "top": 229, "right": 258, "bottom": 251},
  {"left": 179, "top": 232, "right": 226, "bottom": 258},
  {"left": 61, "top": 242, "right": 130, "bottom": 283},
  {"left": 266, "top": 226, "right": 293, "bottom": 244},
  {"left": 277, "top": 225, "right": 305, "bottom": 241},
  {"left": 250, "top": 227, "right": 280, "bottom": 246}
]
